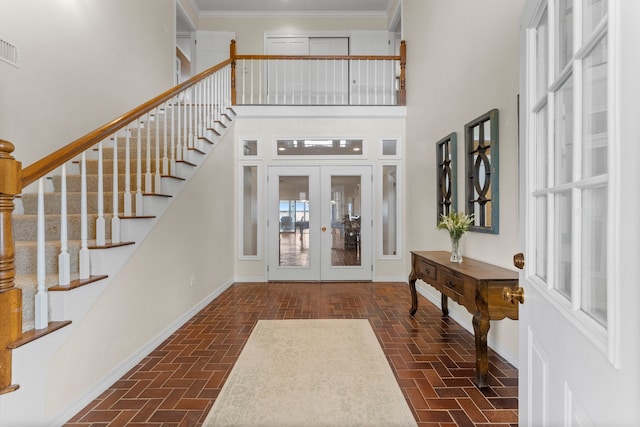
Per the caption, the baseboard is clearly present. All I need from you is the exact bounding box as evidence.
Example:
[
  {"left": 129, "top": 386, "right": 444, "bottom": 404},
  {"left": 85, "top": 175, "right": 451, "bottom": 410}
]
[
  {"left": 415, "top": 281, "right": 518, "bottom": 368},
  {"left": 50, "top": 279, "right": 234, "bottom": 427},
  {"left": 373, "top": 275, "right": 407, "bottom": 282},
  {"left": 234, "top": 276, "right": 267, "bottom": 283}
]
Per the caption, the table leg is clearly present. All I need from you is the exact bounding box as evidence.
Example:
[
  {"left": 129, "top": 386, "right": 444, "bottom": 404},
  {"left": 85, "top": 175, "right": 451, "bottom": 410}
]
[
  {"left": 440, "top": 293, "right": 449, "bottom": 317},
  {"left": 409, "top": 278, "right": 418, "bottom": 316},
  {"left": 472, "top": 312, "right": 490, "bottom": 388}
]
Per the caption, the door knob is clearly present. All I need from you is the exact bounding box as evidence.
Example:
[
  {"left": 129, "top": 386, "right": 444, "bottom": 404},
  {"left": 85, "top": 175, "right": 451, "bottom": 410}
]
[
  {"left": 513, "top": 252, "right": 525, "bottom": 270},
  {"left": 321, "top": 226, "right": 327, "bottom": 232},
  {"left": 502, "top": 286, "right": 525, "bottom": 304}
]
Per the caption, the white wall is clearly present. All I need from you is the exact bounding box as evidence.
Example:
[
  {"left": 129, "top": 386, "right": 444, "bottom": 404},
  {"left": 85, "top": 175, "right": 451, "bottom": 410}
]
[
  {"left": 0, "top": 129, "right": 236, "bottom": 425},
  {"left": 403, "top": 0, "right": 525, "bottom": 364},
  {"left": 0, "top": 0, "right": 175, "bottom": 168},
  {"left": 233, "top": 108, "right": 406, "bottom": 282},
  {"left": 198, "top": 15, "right": 388, "bottom": 54}
]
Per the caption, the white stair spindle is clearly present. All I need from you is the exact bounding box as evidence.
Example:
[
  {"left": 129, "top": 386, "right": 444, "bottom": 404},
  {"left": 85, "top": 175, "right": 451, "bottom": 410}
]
[
  {"left": 162, "top": 103, "right": 169, "bottom": 175},
  {"left": 58, "top": 164, "right": 70, "bottom": 286},
  {"left": 79, "top": 152, "right": 90, "bottom": 279},
  {"left": 259, "top": 60, "right": 263, "bottom": 104},
  {"left": 154, "top": 107, "right": 161, "bottom": 192},
  {"left": 136, "top": 119, "right": 143, "bottom": 215},
  {"left": 124, "top": 126, "right": 132, "bottom": 216},
  {"left": 111, "top": 134, "right": 120, "bottom": 243},
  {"left": 145, "top": 112, "right": 152, "bottom": 193},
  {"left": 170, "top": 101, "right": 176, "bottom": 173},
  {"left": 182, "top": 94, "right": 188, "bottom": 161},
  {"left": 34, "top": 177, "right": 48, "bottom": 329},
  {"left": 96, "top": 141, "right": 106, "bottom": 245},
  {"left": 176, "top": 97, "right": 182, "bottom": 161},
  {"left": 250, "top": 60, "right": 254, "bottom": 104}
]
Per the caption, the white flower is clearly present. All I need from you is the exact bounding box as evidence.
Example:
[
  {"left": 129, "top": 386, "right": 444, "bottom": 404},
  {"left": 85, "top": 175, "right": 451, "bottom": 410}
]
[{"left": 437, "top": 211, "right": 474, "bottom": 240}]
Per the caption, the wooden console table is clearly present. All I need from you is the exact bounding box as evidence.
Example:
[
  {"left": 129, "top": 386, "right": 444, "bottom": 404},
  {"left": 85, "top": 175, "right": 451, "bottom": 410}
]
[{"left": 408, "top": 251, "right": 519, "bottom": 388}]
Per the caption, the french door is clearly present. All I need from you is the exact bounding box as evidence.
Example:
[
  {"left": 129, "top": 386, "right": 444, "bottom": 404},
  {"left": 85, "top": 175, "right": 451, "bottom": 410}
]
[
  {"left": 519, "top": 0, "right": 639, "bottom": 425},
  {"left": 267, "top": 166, "right": 372, "bottom": 281}
]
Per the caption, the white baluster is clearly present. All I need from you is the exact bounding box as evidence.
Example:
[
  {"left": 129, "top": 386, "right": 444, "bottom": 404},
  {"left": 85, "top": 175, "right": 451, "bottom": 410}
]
[
  {"left": 170, "top": 101, "right": 176, "bottom": 173},
  {"left": 111, "top": 134, "right": 120, "bottom": 243},
  {"left": 79, "top": 152, "right": 90, "bottom": 279},
  {"left": 136, "top": 119, "right": 143, "bottom": 215},
  {"left": 162, "top": 103, "right": 169, "bottom": 176},
  {"left": 34, "top": 178, "right": 48, "bottom": 329},
  {"left": 58, "top": 164, "right": 70, "bottom": 286},
  {"left": 242, "top": 59, "right": 246, "bottom": 104},
  {"left": 325, "top": 59, "right": 328, "bottom": 105},
  {"left": 187, "top": 88, "right": 193, "bottom": 152},
  {"left": 154, "top": 107, "right": 161, "bottom": 192},
  {"left": 176, "top": 97, "right": 182, "bottom": 161},
  {"left": 96, "top": 141, "right": 106, "bottom": 245},
  {"left": 182, "top": 94, "right": 188, "bottom": 161},
  {"left": 259, "top": 60, "right": 262, "bottom": 104},
  {"left": 123, "top": 127, "right": 132, "bottom": 216},
  {"left": 333, "top": 59, "right": 336, "bottom": 105},
  {"left": 145, "top": 112, "right": 152, "bottom": 193}
]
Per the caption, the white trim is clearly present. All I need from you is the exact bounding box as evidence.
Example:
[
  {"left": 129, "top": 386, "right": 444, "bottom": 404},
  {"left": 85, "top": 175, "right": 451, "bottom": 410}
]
[
  {"left": 238, "top": 137, "right": 262, "bottom": 160},
  {"left": 51, "top": 280, "right": 234, "bottom": 427},
  {"left": 176, "top": 0, "right": 197, "bottom": 32},
  {"left": 200, "top": 10, "right": 387, "bottom": 18},
  {"left": 607, "top": 0, "right": 621, "bottom": 368},
  {"left": 377, "top": 162, "right": 403, "bottom": 260},
  {"left": 237, "top": 162, "right": 263, "bottom": 260},
  {"left": 379, "top": 137, "right": 402, "bottom": 159}
]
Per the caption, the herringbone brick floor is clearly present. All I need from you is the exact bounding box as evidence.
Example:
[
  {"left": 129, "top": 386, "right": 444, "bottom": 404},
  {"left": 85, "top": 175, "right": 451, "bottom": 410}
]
[{"left": 65, "top": 282, "right": 518, "bottom": 427}]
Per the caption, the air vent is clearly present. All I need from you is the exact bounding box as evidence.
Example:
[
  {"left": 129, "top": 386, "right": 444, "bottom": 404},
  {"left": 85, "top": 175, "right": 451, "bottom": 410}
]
[{"left": 0, "top": 36, "right": 20, "bottom": 68}]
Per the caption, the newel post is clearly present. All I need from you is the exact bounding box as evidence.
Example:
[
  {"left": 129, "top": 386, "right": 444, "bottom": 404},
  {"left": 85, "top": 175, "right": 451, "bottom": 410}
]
[
  {"left": 0, "top": 139, "right": 22, "bottom": 394},
  {"left": 230, "top": 40, "right": 237, "bottom": 106},
  {"left": 398, "top": 40, "right": 406, "bottom": 106}
]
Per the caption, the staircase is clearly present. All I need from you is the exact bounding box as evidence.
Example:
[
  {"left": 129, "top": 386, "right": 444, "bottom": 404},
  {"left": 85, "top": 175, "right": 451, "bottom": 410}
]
[{"left": 11, "top": 109, "right": 235, "bottom": 335}]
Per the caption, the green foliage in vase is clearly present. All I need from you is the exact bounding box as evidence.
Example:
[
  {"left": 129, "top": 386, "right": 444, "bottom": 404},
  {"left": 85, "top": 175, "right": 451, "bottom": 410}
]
[{"left": 437, "top": 211, "right": 475, "bottom": 240}]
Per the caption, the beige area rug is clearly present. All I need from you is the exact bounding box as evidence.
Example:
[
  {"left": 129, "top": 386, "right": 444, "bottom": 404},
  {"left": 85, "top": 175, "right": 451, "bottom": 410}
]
[{"left": 203, "top": 319, "right": 417, "bottom": 427}]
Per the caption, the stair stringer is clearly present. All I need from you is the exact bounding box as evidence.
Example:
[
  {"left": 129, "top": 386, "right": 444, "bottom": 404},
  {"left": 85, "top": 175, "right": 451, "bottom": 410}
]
[{"left": 0, "top": 114, "right": 237, "bottom": 427}]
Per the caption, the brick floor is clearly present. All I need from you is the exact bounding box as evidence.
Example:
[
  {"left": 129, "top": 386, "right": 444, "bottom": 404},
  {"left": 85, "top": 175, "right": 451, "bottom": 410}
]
[{"left": 65, "top": 282, "right": 518, "bottom": 426}]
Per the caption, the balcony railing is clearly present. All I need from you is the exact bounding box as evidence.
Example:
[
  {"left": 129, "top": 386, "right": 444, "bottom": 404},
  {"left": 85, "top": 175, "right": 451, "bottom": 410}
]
[{"left": 230, "top": 40, "right": 406, "bottom": 106}]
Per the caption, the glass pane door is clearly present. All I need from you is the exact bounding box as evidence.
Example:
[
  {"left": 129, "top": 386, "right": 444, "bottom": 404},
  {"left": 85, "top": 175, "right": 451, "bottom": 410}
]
[
  {"left": 268, "top": 167, "right": 320, "bottom": 281},
  {"left": 268, "top": 166, "right": 372, "bottom": 281},
  {"left": 320, "top": 166, "right": 372, "bottom": 281}
]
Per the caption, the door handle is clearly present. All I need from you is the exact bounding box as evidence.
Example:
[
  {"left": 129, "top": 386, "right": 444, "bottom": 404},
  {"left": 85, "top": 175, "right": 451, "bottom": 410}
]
[
  {"left": 502, "top": 286, "right": 525, "bottom": 304},
  {"left": 321, "top": 226, "right": 327, "bottom": 232},
  {"left": 513, "top": 252, "right": 525, "bottom": 270}
]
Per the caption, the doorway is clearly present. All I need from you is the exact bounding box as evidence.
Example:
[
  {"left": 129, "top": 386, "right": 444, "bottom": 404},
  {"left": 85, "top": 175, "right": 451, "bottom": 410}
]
[{"left": 267, "top": 166, "right": 372, "bottom": 281}]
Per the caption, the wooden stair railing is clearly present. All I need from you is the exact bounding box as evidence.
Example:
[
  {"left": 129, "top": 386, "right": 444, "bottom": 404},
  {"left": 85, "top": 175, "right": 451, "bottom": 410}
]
[
  {"left": 0, "top": 52, "right": 233, "bottom": 395},
  {"left": 229, "top": 40, "right": 407, "bottom": 106}
]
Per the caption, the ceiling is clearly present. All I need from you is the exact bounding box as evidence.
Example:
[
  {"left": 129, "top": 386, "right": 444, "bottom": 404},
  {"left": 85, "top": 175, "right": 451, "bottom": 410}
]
[{"left": 191, "top": 0, "right": 391, "bottom": 15}]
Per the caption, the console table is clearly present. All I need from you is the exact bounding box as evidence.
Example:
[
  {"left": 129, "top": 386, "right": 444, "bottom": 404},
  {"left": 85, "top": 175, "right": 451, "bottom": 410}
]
[{"left": 408, "top": 251, "right": 519, "bottom": 388}]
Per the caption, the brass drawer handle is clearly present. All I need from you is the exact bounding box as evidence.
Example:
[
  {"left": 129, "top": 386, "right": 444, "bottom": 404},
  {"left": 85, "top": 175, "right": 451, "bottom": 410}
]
[{"left": 502, "top": 286, "right": 525, "bottom": 304}]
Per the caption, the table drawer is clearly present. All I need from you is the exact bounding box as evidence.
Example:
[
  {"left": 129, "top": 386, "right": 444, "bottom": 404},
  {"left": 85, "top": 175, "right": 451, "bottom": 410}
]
[
  {"left": 414, "top": 258, "right": 437, "bottom": 281},
  {"left": 439, "top": 270, "right": 464, "bottom": 296}
]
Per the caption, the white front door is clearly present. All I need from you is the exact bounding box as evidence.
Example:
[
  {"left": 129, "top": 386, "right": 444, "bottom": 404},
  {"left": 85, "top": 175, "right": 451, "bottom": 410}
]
[
  {"left": 519, "top": 1, "right": 640, "bottom": 425},
  {"left": 268, "top": 166, "right": 372, "bottom": 281}
]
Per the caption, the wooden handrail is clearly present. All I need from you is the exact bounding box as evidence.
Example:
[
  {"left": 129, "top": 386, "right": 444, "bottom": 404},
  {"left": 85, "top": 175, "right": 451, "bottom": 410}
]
[
  {"left": 235, "top": 54, "right": 402, "bottom": 61},
  {"left": 21, "top": 58, "right": 232, "bottom": 188}
]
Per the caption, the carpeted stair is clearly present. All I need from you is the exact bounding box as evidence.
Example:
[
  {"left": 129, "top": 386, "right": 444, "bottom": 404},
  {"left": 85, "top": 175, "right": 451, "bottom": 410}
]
[{"left": 12, "top": 109, "right": 234, "bottom": 333}]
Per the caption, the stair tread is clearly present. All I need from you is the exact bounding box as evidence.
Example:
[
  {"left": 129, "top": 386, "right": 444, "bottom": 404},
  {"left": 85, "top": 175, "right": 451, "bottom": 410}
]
[{"left": 8, "top": 321, "right": 73, "bottom": 349}]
